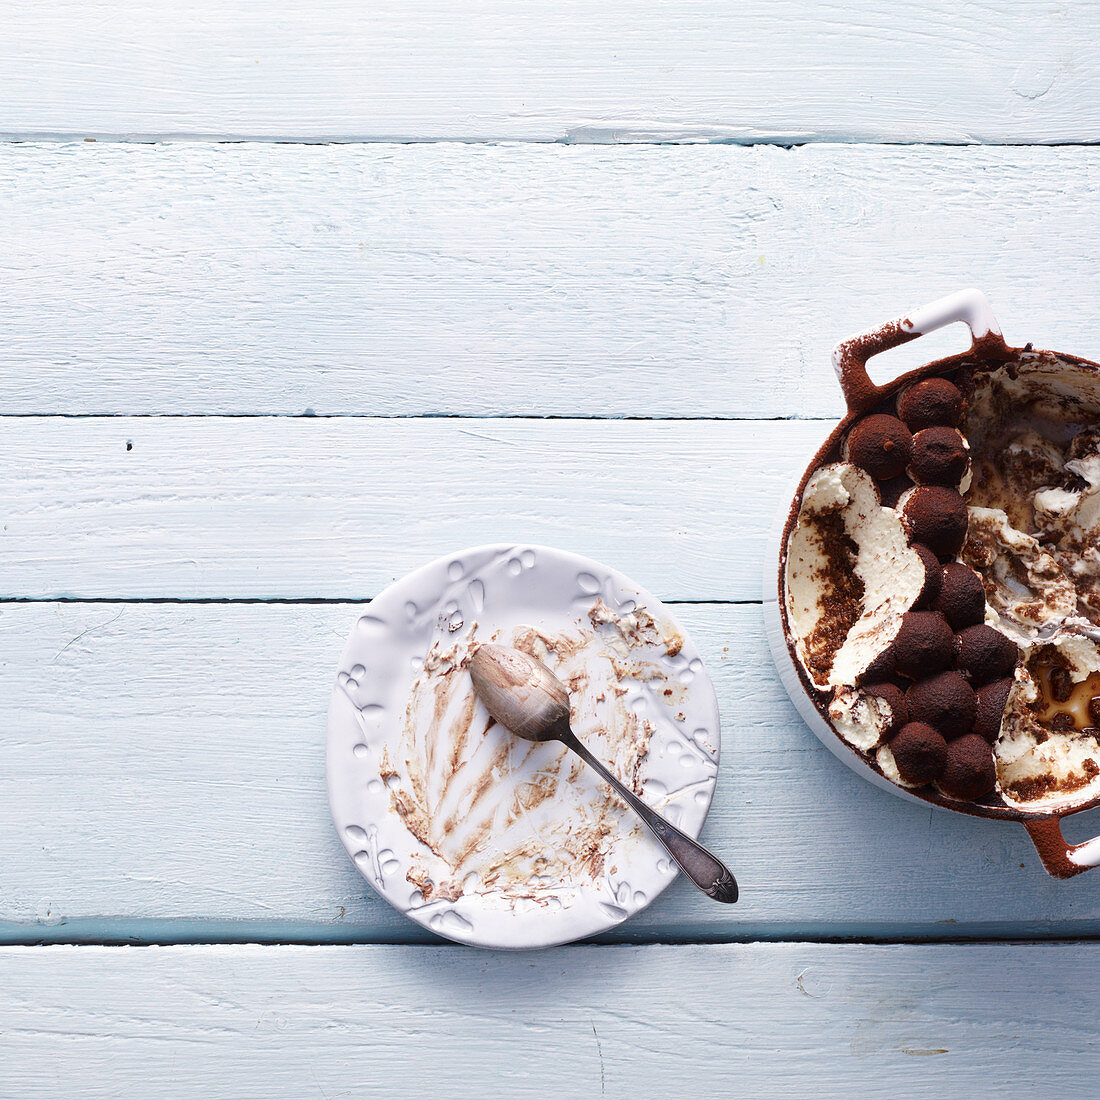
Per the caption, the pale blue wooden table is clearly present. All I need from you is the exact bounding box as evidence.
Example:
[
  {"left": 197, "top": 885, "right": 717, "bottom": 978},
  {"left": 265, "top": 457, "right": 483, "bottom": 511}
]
[{"left": 2, "top": 3, "right": 1100, "bottom": 1095}]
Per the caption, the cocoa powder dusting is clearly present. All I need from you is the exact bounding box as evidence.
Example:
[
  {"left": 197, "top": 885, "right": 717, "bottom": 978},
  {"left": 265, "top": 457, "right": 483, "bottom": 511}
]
[
  {"left": 1004, "top": 769, "right": 1095, "bottom": 803},
  {"left": 801, "top": 510, "right": 864, "bottom": 683}
]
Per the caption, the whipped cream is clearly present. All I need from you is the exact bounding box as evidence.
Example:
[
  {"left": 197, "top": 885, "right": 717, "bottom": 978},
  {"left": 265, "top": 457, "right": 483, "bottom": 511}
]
[
  {"left": 963, "top": 506, "right": 1078, "bottom": 638},
  {"left": 785, "top": 463, "right": 924, "bottom": 690},
  {"left": 996, "top": 634, "right": 1100, "bottom": 811},
  {"left": 962, "top": 357, "right": 1100, "bottom": 809},
  {"left": 829, "top": 688, "right": 895, "bottom": 752}
]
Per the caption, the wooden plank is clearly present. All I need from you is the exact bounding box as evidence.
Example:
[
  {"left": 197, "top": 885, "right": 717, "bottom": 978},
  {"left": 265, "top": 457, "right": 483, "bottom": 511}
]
[
  {"left": 3, "top": 2, "right": 1099, "bottom": 142},
  {"left": 0, "top": 415, "right": 834, "bottom": 601},
  {"left": 2, "top": 601, "right": 1098, "bottom": 946},
  {"left": 0, "top": 943, "right": 1094, "bottom": 1096},
  {"left": 2, "top": 143, "right": 1099, "bottom": 418}
]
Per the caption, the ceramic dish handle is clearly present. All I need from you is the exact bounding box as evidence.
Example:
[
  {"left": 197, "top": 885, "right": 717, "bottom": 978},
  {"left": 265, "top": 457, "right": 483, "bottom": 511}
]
[
  {"left": 832, "top": 289, "right": 1010, "bottom": 415},
  {"left": 1024, "top": 818, "right": 1100, "bottom": 879}
]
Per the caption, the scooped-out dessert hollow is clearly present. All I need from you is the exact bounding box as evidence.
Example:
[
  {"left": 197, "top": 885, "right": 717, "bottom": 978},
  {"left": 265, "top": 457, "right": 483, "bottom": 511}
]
[{"left": 783, "top": 353, "right": 1100, "bottom": 813}]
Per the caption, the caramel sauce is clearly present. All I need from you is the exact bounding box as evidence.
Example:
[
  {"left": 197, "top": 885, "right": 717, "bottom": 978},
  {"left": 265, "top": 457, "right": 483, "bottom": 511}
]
[{"left": 1032, "top": 665, "right": 1100, "bottom": 731}]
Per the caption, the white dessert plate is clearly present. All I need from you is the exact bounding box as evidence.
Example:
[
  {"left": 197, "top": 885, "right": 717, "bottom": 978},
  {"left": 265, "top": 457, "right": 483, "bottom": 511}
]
[{"left": 326, "top": 544, "right": 721, "bottom": 949}]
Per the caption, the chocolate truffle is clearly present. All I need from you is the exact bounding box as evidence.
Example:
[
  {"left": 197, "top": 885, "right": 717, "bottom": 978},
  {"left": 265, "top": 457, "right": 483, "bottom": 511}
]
[
  {"left": 973, "top": 678, "right": 1013, "bottom": 743},
  {"left": 877, "top": 474, "right": 913, "bottom": 510},
  {"left": 938, "top": 734, "right": 996, "bottom": 801},
  {"left": 892, "top": 611, "right": 956, "bottom": 679},
  {"left": 900, "top": 486, "right": 969, "bottom": 562},
  {"left": 912, "top": 544, "right": 943, "bottom": 608},
  {"left": 906, "top": 670, "right": 977, "bottom": 739},
  {"left": 909, "top": 427, "right": 970, "bottom": 487},
  {"left": 844, "top": 414, "right": 914, "bottom": 480},
  {"left": 863, "top": 682, "right": 909, "bottom": 736},
  {"left": 897, "top": 377, "right": 964, "bottom": 432},
  {"left": 889, "top": 722, "right": 948, "bottom": 786},
  {"left": 956, "top": 625, "right": 1019, "bottom": 685},
  {"left": 932, "top": 562, "right": 986, "bottom": 630}
]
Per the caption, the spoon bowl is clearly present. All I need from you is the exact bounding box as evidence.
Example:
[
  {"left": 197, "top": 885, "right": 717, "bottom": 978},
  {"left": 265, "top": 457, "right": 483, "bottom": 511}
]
[{"left": 468, "top": 644, "right": 569, "bottom": 742}]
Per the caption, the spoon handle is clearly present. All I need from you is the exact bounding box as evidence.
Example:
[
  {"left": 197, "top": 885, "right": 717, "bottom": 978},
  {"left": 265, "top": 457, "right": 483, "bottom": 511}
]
[{"left": 562, "top": 732, "right": 738, "bottom": 904}]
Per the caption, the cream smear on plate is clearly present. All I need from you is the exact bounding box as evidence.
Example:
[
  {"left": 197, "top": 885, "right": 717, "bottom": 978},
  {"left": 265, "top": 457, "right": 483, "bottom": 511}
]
[{"left": 387, "top": 598, "right": 695, "bottom": 908}]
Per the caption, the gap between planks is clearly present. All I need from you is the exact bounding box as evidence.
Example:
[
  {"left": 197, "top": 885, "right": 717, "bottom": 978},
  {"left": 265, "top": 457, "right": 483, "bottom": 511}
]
[
  {"left": 5, "top": 921, "right": 1100, "bottom": 950},
  {"left": 6, "top": 137, "right": 1100, "bottom": 147},
  {"left": 0, "top": 597, "right": 762, "bottom": 605},
  {"left": 0, "top": 412, "right": 838, "bottom": 421}
]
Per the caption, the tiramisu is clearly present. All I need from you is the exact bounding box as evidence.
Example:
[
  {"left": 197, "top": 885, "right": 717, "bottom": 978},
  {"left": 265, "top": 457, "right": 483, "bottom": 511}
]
[{"left": 784, "top": 353, "right": 1100, "bottom": 811}]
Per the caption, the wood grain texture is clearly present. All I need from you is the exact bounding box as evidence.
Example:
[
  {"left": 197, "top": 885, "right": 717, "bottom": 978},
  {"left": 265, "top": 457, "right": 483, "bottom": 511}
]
[
  {"left": 3, "top": 1, "right": 1099, "bottom": 142},
  {"left": 3, "top": 143, "right": 1100, "bottom": 418},
  {"left": 1, "top": 943, "right": 1096, "bottom": 1097},
  {"left": 0, "top": 415, "right": 835, "bottom": 600},
  {"left": 2, "top": 602, "right": 1098, "bottom": 945}
]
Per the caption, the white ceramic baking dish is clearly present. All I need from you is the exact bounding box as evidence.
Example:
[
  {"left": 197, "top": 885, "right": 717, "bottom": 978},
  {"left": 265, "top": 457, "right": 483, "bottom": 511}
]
[{"left": 763, "top": 289, "right": 1100, "bottom": 878}]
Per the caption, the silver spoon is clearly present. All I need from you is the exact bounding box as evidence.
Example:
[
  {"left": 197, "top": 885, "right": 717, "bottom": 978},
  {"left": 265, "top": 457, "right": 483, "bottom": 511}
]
[{"left": 468, "top": 644, "right": 738, "bottom": 903}]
